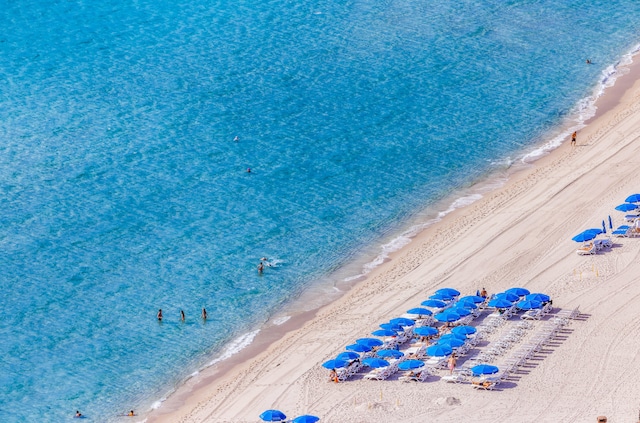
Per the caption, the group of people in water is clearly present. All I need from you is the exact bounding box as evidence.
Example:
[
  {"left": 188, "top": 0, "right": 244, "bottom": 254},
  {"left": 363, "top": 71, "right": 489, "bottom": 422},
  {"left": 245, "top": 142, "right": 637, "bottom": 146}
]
[
  {"left": 75, "top": 410, "right": 136, "bottom": 418},
  {"left": 257, "top": 257, "right": 274, "bottom": 274},
  {"left": 157, "top": 308, "right": 207, "bottom": 322}
]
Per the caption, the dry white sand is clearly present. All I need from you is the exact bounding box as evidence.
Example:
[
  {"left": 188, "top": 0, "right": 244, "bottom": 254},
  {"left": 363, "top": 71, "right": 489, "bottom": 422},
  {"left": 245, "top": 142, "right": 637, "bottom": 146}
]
[{"left": 146, "top": 64, "right": 640, "bottom": 423}]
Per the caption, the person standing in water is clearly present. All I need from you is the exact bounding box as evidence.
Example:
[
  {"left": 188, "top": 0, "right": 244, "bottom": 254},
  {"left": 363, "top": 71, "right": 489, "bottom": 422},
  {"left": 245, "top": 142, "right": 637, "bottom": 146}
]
[
  {"left": 257, "top": 262, "right": 264, "bottom": 274},
  {"left": 157, "top": 309, "right": 163, "bottom": 321},
  {"left": 202, "top": 307, "right": 207, "bottom": 320},
  {"left": 180, "top": 310, "right": 185, "bottom": 321}
]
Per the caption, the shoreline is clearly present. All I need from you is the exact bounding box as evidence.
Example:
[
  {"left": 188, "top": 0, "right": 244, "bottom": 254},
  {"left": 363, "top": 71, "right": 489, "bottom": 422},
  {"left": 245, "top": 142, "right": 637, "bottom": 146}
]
[{"left": 145, "top": 51, "right": 640, "bottom": 423}]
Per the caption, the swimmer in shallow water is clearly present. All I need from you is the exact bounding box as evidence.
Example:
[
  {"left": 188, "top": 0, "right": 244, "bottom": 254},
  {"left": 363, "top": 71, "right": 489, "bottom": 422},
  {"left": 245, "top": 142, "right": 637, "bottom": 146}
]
[
  {"left": 128, "top": 410, "right": 135, "bottom": 416},
  {"left": 75, "top": 411, "right": 83, "bottom": 418},
  {"left": 157, "top": 309, "right": 163, "bottom": 321}
]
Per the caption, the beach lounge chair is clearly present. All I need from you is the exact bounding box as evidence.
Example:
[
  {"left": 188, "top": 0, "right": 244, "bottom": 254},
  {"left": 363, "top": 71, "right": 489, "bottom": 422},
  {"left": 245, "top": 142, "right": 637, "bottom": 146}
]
[
  {"left": 364, "top": 366, "right": 393, "bottom": 380},
  {"left": 471, "top": 377, "right": 497, "bottom": 390},
  {"left": 521, "top": 309, "right": 542, "bottom": 320},
  {"left": 576, "top": 242, "right": 595, "bottom": 255},
  {"left": 594, "top": 238, "right": 613, "bottom": 250},
  {"left": 399, "top": 368, "right": 431, "bottom": 382},
  {"left": 442, "top": 372, "right": 467, "bottom": 383}
]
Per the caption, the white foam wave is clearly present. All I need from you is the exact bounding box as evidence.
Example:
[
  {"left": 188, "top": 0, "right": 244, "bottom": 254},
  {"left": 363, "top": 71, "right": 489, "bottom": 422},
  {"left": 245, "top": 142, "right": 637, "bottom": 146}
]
[
  {"left": 207, "top": 329, "right": 260, "bottom": 366},
  {"left": 521, "top": 43, "right": 640, "bottom": 163},
  {"left": 150, "top": 399, "right": 164, "bottom": 410},
  {"left": 344, "top": 193, "right": 485, "bottom": 282},
  {"left": 271, "top": 315, "right": 291, "bottom": 325}
]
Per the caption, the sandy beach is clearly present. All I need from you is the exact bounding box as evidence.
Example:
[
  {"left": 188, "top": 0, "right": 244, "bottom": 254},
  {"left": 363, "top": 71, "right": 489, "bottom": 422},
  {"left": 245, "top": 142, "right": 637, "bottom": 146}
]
[{"left": 146, "top": 59, "right": 640, "bottom": 423}]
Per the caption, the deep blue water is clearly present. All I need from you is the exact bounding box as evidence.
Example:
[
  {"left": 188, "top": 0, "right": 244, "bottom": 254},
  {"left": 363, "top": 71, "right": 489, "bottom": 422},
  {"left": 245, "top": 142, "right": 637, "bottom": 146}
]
[{"left": 1, "top": 0, "right": 640, "bottom": 420}]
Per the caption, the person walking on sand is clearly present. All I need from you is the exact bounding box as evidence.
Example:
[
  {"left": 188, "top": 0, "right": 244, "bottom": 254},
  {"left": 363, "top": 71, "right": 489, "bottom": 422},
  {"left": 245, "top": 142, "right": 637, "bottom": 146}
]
[
  {"left": 448, "top": 353, "right": 457, "bottom": 375},
  {"left": 157, "top": 309, "right": 163, "bottom": 321},
  {"left": 202, "top": 307, "right": 207, "bottom": 320},
  {"left": 571, "top": 131, "right": 577, "bottom": 146}
]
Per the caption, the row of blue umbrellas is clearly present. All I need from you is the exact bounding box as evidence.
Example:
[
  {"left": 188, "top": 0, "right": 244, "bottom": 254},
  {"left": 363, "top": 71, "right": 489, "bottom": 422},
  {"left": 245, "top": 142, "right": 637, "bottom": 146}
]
[
  {"left": 573, "top": 194, "right": 640, "bottom": 242},
  {"left": 260, "top": 410, "right": 319, "bottom": 422},
  {"left": 486, "top": 288, "right": 550, "bottom": 311},
  {"left": 615, "top": 194, "right": 640, "bottom": 213}
]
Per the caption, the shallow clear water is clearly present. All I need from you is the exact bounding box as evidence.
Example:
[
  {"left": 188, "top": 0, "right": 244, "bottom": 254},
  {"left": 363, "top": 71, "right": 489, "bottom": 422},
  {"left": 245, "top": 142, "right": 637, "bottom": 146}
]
[{"left": 1, "top": 0, "right": 640, "bottom": 420}]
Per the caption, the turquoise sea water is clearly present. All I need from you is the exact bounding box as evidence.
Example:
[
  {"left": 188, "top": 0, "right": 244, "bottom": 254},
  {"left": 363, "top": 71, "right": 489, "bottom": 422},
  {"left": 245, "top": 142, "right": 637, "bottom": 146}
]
[{"left": 1, "top": 0, "right": 640, "bottom": 420}]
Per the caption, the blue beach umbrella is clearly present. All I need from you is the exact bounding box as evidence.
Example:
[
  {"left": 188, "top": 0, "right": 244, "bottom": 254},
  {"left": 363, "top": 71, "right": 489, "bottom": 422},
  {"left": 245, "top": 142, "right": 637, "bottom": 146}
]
[
  {"left": 406, "top": 307, "right": 433, "bottom": 316},
  {"left": 372, "top": 329, "right": 397, "bottom": 337},
  {"left": 398, "top": 360, "right": 425, "bottom": 371},
  {"left": 260, "top": 410, "right": 287, "bottom": 422},
  {"left": 377, "top": 349, "right": 404, "bottom": 359},
  {"left": 456, "top": 299, "right": 477, "bottom": 309},
  {"left": 435, "top": 288, "right": 461, "bottom": 297},
  {"left": 429, "top": 293, "right": 454, "bottom": 301},
  {"left": 380, "top": 323, "right": 403, "bottom": 331},
  {"left": 602, "top": 220, "right": 607, "bottom": 234},
  {"left": 505, "top": 287, "right": 530, "bottom": 297},
  {"left": 426, "top": 344, "right": 453, "bottom": 357},
  {"left": 487, "top": 298, "right": 513, "bottom": 308},
  {"left": 292, "top": 416, "right": 320, "bottom": 423},
  {"left": 452, "top": 325, "right": 477, "bottom": 336},
  {"left": 615, "top": 203, "right": 638, "bottom": 212},
  {"left": 439, "top": 333, "right": 466, "bottom": 341},
  {"left": 495, "top": 292, "right": 520, "bottom": 302},
  {"left": 625, "top": 194, "right": 640, "bottom": 203},
  {"left": 413, "top": 326, "right": 438, "bottom": 337},
  {"left": 356, "top": 338, "right": 384, "bottom": 347},
  {"left": 609, "top": 215, "right": 613, "bottom": 229},
  {"left": 435, "top": 311, "right": 460, "bottom": 322},
  {"left": 336, "top": 351, "right": 360, "bottom": 361},
  {"left": 362, "top": 357, "right": 390, "bottom": 368},
  {"left": 471, "top": 364, "right": 499, "bottom": 376},
  {"left": 438, "top": 337, "right": 465, "bottom": 348},
  {"left": 322, "top": 359, "right": 347, "bottom": 370},
  {"left": 421, "top": 299, "right": 447, "bottom": 308},
  {"left": 451, "top": 307, "right": 471, "bottom": 317},
  {"left": 516, "top": 299, "right": 543, "bottom": 310},
  {"left": 525, "top": 293, "right": 550, "bottom": 302},
  {"left": 459, "top": 295, "right": 485, "bottom": 304},
  {"left": 390, "top": 317, "right": 415, "bottom": 327},
  {"left": 346, "top": 343, "right": 371, "bottom": 353},
  {"left": 571, "top": 231, "right": 597, "bottom": 242}
]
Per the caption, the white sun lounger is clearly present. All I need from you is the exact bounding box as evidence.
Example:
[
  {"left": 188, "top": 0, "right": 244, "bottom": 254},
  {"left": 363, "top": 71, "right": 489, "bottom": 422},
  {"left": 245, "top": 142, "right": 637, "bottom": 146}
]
[
  {"left": 576, "top": 242, "right": 595, "bottom": 255},
  {"left": 442, "top": 372, "right": 467, "bottom": 383}
]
